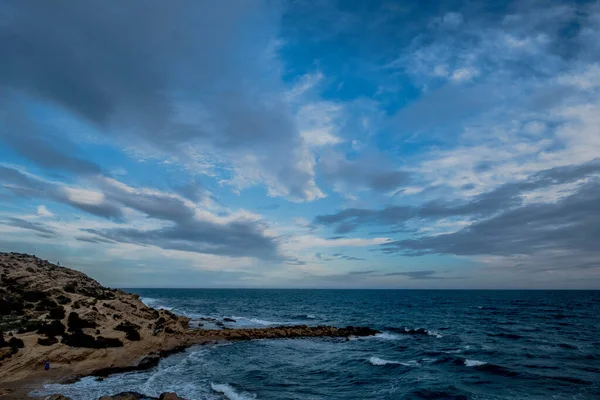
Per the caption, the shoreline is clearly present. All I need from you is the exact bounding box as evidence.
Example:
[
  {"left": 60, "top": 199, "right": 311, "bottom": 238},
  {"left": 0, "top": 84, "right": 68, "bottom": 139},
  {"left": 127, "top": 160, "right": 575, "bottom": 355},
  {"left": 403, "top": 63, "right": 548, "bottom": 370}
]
[
  {"left": 2, "top": 321, "right": 379, "bottom": 399},
  {"left": 0, "top": 253, "right": 379, "bottom": 399}
]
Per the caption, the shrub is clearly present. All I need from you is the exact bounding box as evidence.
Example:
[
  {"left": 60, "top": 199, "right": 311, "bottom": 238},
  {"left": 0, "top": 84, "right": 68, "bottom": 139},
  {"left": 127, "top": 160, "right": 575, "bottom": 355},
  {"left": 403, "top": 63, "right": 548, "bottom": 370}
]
[
  {"left": 37, "top": 320, "right": 66, "bottom": 337},
  {"left": 17, "top": 320, "right": 42, "bottom": 334},
  {"left": 63, "top": 283, "right": 77, "bottom": 293},
  {"left": 56, "top": 295, "right": 71, "bottom": 305},
  {"left": 37, "top": 336, "right": 58, "bottom": 346},
  {"left": 61, "top": 332, "right": 123, "bottom": 348},
  {"left": 47, "top": 306, "right": 66, "bottom": 320},
  {"left": 23, "top": 290, "right": 47, "bottom": 302},
  {"left": 8, "top": 337, "right": 24, "bottom": 349},
  {"left": 61, "top": 331, "right": 96, "bottom": 348},
  {"left": 67, "top": 312, "right": 96, "bottom": 331}
]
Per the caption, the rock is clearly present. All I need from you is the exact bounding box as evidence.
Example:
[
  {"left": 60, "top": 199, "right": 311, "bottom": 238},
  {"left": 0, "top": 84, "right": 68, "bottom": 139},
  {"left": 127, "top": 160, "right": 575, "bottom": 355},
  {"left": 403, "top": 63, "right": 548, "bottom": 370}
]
[
  {"left": 159, "top": 393, "right": 186, "bottom": 400},
  {"left": 45, "top": 395, "right": 72, "bottom": 400},
  {"left": 98, "top": 392, "right": 152, "bottom": 400},
  {"left": 223, "top": 318, "right": 236, "bottom": 323},
  {"left": 137, "top": 354, "right": 160, "bottom": 370}
]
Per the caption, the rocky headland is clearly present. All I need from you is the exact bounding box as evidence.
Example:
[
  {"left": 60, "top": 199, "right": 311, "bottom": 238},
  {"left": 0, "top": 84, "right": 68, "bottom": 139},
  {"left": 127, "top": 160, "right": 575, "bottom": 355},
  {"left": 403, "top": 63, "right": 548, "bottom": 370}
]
[{"left": 0, "top": 253, "right": 379, "bottom": 399}]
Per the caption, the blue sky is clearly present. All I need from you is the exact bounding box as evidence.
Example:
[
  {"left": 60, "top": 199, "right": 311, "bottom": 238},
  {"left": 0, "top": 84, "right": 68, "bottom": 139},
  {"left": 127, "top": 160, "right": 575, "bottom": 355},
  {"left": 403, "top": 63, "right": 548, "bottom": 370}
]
[{"left": 1, "top": 0, "right": 599, "bottom": 288}]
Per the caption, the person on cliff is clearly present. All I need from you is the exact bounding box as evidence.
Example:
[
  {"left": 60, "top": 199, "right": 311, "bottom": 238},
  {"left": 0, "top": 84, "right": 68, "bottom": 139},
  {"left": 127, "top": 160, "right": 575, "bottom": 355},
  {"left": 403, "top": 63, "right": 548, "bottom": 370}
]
[{"left": 44, "top": 361, "right": 50, "bottom": 371}]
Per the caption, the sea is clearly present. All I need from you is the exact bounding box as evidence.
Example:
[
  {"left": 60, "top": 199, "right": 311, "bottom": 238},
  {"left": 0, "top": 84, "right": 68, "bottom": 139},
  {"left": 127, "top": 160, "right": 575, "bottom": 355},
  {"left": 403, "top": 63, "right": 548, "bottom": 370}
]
[{"left": 33, "top": 290, "right": 600, "bottom": 400}]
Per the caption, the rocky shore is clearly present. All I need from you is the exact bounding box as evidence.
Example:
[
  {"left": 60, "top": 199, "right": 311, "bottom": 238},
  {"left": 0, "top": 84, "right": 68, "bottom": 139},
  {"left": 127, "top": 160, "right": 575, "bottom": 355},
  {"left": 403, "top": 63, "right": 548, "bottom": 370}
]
[{"left": 0, "top": 253, "right": 379, "bottom": 399}]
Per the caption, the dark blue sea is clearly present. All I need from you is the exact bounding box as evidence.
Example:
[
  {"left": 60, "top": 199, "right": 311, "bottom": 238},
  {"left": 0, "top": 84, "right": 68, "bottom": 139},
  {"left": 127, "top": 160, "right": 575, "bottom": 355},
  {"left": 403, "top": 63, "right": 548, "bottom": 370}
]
[{"left": 34, "top": 290, "right": 600, "bottom": 399}]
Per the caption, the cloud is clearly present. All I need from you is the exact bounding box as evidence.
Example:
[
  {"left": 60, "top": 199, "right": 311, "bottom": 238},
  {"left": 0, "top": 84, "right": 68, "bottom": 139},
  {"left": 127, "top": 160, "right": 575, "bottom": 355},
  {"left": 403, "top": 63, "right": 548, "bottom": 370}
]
[
  {"left": 0, "top": 166, "right": 282, "bottom": 260},
  {"left": 36, "top": 205, "right": 53, "bottom": 217},
  {"left": 0, "top": 0, "right": 324, "bottom": 201},
  {"left": 381, "top": 179, "right": 600, "bottom": 262},
  {"left": 314, "top": 160, "right": 600, "bottom": 233},
  {"left": 0, "top": 102, "right": 102, "bottom": 175},
  {"left": 319, "top": 152, "right": 411, "bottom": 194},
  {"left": 0, "top": 166, "right": 124, "bottom": 219},
  {"left": 1, "top": 217, "right": 58, "bottom": 237}
]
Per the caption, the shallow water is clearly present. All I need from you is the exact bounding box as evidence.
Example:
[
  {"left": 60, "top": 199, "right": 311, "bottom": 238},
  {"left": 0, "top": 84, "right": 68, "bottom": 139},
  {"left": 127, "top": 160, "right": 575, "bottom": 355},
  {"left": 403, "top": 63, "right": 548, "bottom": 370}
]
[{"left": 33, "top": 290, "right": 600, "bottom": 399}]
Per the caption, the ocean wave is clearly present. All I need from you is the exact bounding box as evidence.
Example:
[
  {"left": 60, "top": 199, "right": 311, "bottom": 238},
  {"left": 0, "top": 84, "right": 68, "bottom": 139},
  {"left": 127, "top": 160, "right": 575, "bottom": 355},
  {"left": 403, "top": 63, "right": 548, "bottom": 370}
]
[
  {"left": 487, "top": 332, "right": 523, "bottom": 340},
  {"left": 289, "top": 314, "right": 317, "bottom": 320},
  {"left": 140, "top": 297, "right": 173, "bottom": 311},
  {"left": 230, "top": 316, "right": 289, "bottom": 326},
  {"left": 369, "top": 357, "right": 419, "bottom": 367},
  {"left": 211, "top": 383, "right": 257, "bottom": 400},
  {"left": 385, "top": 327, "right": 443, "bottom": 338},
  {"left": 464, "top": 359, "right": 487, "bottom": 367},
  {"left": 140, "top": 297, "right": 158, "bottom": 306}
]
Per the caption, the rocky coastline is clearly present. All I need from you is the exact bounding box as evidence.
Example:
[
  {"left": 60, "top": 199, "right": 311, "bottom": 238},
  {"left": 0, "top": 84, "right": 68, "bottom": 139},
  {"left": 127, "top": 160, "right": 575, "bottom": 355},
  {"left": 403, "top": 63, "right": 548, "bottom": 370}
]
[{"left": 0, "top": 253, "right": 379, "bottom": 399}]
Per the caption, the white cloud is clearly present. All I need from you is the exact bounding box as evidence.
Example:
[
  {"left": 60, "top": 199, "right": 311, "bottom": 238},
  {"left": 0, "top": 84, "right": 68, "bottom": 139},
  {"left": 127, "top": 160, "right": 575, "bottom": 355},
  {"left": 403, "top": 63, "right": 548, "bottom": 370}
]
[
  {"left": 450, "top": 67, "right": 480, "bottom": 83},
  {"left": 36, "top": 205, "right": 54, "bottom": 217},
  {"left": 62, "top": 187, "right": 105, "bottom": 206}
]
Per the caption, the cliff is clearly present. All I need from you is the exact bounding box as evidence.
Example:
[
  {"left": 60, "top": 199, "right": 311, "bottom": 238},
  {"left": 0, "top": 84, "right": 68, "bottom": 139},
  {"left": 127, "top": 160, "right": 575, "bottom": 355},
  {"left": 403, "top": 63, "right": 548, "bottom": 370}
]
[{"left": 0, "top": 252, "right": 378, "bottom": 399}]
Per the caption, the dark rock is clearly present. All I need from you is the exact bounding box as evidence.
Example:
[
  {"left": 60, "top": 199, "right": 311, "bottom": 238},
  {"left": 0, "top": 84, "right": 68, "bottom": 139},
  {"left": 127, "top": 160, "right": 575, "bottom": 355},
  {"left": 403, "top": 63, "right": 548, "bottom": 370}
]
[
  {"left": 159, "top": 393, "right": 186, "bottom": 400},
  {"left": 44, "top": 394, "right": 72, "bottom": 400},
  {"left": 115, "top": 321, "right": 141, "bottom": 341},
  {"left": 98, "top": 392, "right": 154, "bottom": 400},
  {"left": 223, "top": 318, "right": 236, "bottom": 323},
  {"left": 137, "top": 354, "right": 160, "bottom": 370}
]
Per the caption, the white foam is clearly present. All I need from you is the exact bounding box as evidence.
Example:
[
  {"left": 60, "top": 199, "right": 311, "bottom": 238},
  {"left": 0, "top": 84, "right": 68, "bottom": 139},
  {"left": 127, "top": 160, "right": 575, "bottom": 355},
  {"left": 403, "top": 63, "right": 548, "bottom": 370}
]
[
  {"left": 211, "top": 383, "right": 256, "bottom": 400},
  {"left": 371, "top": 332, "right": 403, "bottom": 340},
  {"left": 140, "top": 297, "right": 173, "bottom": 311},
  {"left": 369, "top": 357, "right": 419, "bottom": 367},
  {"left": 427, "top": 330, "right": 443, "bottom": 338},
  {"left": 465, "top": 359, "right": 487, "bottom": 367},
  {"left": 140, "top": 297, "right": 158, "bottom": 306},
  {"left": 231, "top": 316, "right": 288, "bottom": 326}
]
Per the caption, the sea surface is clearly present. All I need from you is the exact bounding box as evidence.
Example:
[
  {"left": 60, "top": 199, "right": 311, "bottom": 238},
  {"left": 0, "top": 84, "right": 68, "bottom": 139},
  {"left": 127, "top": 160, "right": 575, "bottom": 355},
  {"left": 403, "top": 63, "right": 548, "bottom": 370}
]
[{"left": 34, "top": 290, "right": 600, "bottom": 399}]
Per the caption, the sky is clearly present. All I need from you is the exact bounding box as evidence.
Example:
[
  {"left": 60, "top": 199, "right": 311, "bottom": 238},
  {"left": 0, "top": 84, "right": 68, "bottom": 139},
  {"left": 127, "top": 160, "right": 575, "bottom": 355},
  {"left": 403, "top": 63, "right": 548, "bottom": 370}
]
[{"left": 0, "top": 0, "right": 599, "bottom": 289}]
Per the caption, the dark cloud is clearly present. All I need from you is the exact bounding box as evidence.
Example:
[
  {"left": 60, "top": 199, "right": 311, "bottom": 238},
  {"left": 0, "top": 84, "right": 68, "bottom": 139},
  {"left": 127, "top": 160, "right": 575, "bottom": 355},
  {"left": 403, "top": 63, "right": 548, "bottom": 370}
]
[
  {"left": 85, "top": 219, "right": 280, "bottom": 260},
  {"left": 0, "top": 103, "right": 101, "bottom": 175},
  {"left": 0, "top": 166, "right": 124, "bottom": 219},
  {"left": 88, "top": 179, "right": 282, "bottom": 260},
  {"left": 1, "top": 217, "right": 58, "bottom": 237},
  {"left": 382, "top": 179, "right": 600, "bottom": 259},
  {"left": 74, "top": 236, "right": 116, "bottom": 245},
  {"left": 319, "top": 152, "right": 411, "bottom": 193},
  {"left": 330, "top": 269, "right": 463, "bottom": 280},
  {"left": 347, "top": 270, "right": 378, "bottom": 275},
  {"left": 381, "top": 270, "right": 462, "bottom": 279},
  {"left": 0, "top": 167, "right": 281, "bottom": 260},
  {"left": 314, "top": 160, "right": 600, "bottom": 232},
  {"left": 0, "top": 0, "right": 319, "bottom": 200},
  {"left": 316, "top": 252, "right": 366, "bottom": 262}
]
